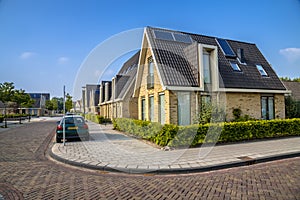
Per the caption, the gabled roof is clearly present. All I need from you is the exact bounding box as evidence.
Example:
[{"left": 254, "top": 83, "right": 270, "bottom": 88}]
[
  {"left": 144, "top": 26, "right": 286, "bottom": 91},
  {"left": 283, "top": 81, "right": 300, "bottom": 101},
  {"left": 115, "top": 51, "right": 139, "bottom": 100}
]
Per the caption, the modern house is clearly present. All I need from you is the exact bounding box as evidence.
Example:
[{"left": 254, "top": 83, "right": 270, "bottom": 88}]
[
  {"left": 0, "top": 93, "right": 50, "bottom": 116},
  {"left": 82, "top": 84, "right": 100, "bottom": 114},
  {"left": 23, "top": 93, "right": 50, "bottom": 116},
  {"left": 131, "top": 27, "right": 288, "bottom": 125},
  {"left": 99, "top": 51, "right": 139, "bottom": 119}
]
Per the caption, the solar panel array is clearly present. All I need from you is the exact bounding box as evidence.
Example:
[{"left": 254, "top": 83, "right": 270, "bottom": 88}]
[
  {"left": 153, "top": 30, "right": 192, "bottom": 44},
  {"left": 216, "top": 38, "right": 236, "bottom": 58}
]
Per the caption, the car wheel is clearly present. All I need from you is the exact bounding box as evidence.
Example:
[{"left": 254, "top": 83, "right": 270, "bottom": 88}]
[{"left": 56, "top": 137, "right": 62, "bottom": 143}]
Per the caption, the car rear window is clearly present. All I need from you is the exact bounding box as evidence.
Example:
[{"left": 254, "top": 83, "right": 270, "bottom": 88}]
[{"left": 64, "top": 117, "right": 84, "bottom": 124}]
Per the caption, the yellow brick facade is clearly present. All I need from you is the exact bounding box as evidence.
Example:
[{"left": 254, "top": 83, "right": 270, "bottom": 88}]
[{"left": 226, "top": 92, "right": 285, "bottom": 120}]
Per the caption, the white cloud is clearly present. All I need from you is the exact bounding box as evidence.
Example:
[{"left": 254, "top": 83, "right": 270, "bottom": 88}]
[
  {"left": 58, "top": 56, "right": 69, "bottom": 64},
  {"left": 279, "top": 48, "right": 300, "bottom": 62},
  {"left": 20, "top": 51, "right": 36, "bottom": 59}
]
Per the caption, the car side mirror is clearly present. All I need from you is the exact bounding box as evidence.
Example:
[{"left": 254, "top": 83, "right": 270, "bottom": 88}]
[{"left": 56, "top": 121, "right": 60, "bottom": 124}]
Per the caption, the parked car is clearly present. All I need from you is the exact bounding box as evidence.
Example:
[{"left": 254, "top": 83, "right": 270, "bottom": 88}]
[{"left": 56, "top": 115, "right": 89, "bottom": 143}]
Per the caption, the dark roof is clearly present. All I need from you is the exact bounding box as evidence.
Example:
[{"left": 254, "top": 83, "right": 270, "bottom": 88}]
[
  {"left": 283, "top": 81, "right": 300, "bottom": 100},
  {"left": 146, "top": 26, "right": 286, "bottom": 90},
  {"left": 115, "top": 51, "right": 139, "bottom": 100}
]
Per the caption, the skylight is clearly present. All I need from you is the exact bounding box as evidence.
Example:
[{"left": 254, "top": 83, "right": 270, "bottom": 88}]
[
  {"left": 216, "top": 38, "right": 236, "bottom": 58},
  {"left": 230, "top": 62, "right": 241, "bottom": 71},
  {"left": 256, "top": 64, "right": 268, "bottom": 76},
  {"left": 153, "top": 30, "right": 192, "bottom": 43}
]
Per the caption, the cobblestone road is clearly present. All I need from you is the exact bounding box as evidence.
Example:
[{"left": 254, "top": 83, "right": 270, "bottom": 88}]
[{"left": 0, "top": 121, "right": 299, "bottom": 199}]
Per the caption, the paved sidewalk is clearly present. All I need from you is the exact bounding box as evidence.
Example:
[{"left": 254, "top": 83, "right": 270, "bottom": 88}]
[{"left": 51, "top": 121, "right": 300, "bottom": 174}]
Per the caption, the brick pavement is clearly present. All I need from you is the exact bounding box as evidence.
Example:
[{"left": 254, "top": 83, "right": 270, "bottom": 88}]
[
  {"left": 51, "top": 121, "right": 300, "bottom": 174},
  {"left": 0, "top": 120, "right": 299, "bottom": 199}
]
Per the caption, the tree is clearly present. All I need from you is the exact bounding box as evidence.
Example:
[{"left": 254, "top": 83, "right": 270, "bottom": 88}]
[
  {"left": 280, "top": 77, "right": 300, "bottom": 82},
  {"left": 0, "top": 82, "right": 15, "bottom": 103},
  {"left": 45, "top": 100, "right": 54, "bottom": 111},
  {"left": 12, "top": 89, "right": 34, "bottom": 110},
  {"left": 65, "top": 93, "right": 73, "bottom": 112},
  {"left": 285, "top": 96, "right": 300, "bottom": 118}
]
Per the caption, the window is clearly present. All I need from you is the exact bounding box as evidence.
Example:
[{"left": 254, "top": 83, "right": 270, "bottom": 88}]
[
  {"left": 147, "top": 58, "right": 154, "bottom": 89},
  {"left": 149, "top": 96, "right": 154, "bottom": 122},
  {"left": 178, "top": 92, "right": 191, "bottom": 125},
  {"left": 216, "top": 38, "right": 236, "bottom": 58},
  {"left": 261, "top": 96, "right": 274, "bottom": 120},
  {"left": 159, "top": 94, "right": 165, "bottom": 124},
  {"left": 203, "top": 51, "right": 211, "bottom": 84},
  {"left": 201, "top": 95, "right": 211, "bottom": 105},
  {"left": 230, "top": 62, "right": 241, "bottom": 71},
  {"left": 141, "top": 98, "right": 146, "bottom": 120},
  {"left": 256, "top": 65, "right": 268, "bottom": 76}
]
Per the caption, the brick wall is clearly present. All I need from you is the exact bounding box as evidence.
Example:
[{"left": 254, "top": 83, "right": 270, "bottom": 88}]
[{"left": 225, "top": 92, "right": 285, "bottom": 121}]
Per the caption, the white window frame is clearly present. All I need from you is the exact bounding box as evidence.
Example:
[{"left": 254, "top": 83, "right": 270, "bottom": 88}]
[{"left": 256, "top": 64, "right": 268, "bottom": 76}]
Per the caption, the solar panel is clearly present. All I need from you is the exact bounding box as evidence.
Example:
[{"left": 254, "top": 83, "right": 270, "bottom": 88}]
[
  {"left": 216, "top": 38, "right": 236, "bottom": 57},
  {"left": 153, "top": 30, "right": 174, "bottom": 41},
  {"left": 173, "top": 33, "right": 192, "bottom": 43}
]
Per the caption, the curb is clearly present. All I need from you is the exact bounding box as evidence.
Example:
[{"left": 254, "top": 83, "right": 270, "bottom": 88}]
[{"left": 49, "top": 146, "right": 300, "bottom": 174}]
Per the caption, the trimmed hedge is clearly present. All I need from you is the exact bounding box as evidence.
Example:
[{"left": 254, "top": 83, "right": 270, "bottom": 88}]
[
  {"left": 113, "top": 118, "right": 300, "bottom": 147},
  {"left": 84, "top": 113, "right": 111, "bottom": 124}
]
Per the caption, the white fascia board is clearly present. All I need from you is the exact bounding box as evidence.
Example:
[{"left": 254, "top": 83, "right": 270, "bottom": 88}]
[
  {"left": 164, "top": 86, "right": 204, "bottom": 91},
  {"left": 133, "top": 28, "right": 147, "bottom": 97},
  {"left": 218, "top": 88, "right": 290, "bottom": 94}
]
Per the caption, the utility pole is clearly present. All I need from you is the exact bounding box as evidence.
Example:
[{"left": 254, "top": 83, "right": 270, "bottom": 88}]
[{"left": 63, "top": 85, "right": 66, "bottom": 146}]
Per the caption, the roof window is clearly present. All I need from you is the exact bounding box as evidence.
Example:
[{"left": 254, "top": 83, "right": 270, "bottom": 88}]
[
  {"left": 230, "top": 62, "right": 241, "bottom": 71},
  {"left": 256, "top": 64, "right": 268, "bottom": 76}
]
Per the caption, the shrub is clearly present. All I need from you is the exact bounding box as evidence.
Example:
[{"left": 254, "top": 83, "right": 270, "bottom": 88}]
[
  {"left": 113, "top": 118, "right": 300, "bottom": 148},
  {"left": 97, "top": 115, "right": 111, "bottom": 124}
]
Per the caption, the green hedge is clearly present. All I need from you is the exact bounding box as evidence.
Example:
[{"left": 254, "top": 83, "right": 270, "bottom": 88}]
[
  {"left": 84, "top": 113, "right": 111, "bottom": 124},
  {"left": 113, "top": 118, "right": 300, "bottom": 147},
  {"left": 0, "top": 114, "right": 30, "bottom": 123}
]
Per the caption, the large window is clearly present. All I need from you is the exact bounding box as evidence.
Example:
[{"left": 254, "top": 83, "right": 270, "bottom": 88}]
[
  {"left": 261, "top": 96, "right": 274, "bottom": 120},
  {"left": 159, "top": 94, "right": 165, "bottom": 124},
  {"left": 178, "top": 92, "right": 191, "bottom": 125},
  {"left": 149, "top": 96, "right": 154, "bottom": 122},
  {"left": 203, "top": 51, "right": 211, "bottom": 84},
  {"left": 141, "top": 98, "right": 146, "bottom": 120}
]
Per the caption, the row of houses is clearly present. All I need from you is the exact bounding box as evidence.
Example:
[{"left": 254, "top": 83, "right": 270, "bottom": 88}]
[{"left": 80, "top": 26, "right": 295, "bottom": 125}]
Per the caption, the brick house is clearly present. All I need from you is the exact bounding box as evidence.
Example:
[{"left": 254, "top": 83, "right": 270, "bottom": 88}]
[
  {"left": 99, "top": 51, "right": 139, "bottom": 119},
  {"left": 132, "top": 27, "right": 288, "bottom": 125},
  {"left": 82, "top": 84, "right": 100, "bottom": 114}
]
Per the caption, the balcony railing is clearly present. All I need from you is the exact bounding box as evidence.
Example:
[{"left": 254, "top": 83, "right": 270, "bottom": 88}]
[{"left": 147, "top": 74, "right": 154, "bottom": 89}]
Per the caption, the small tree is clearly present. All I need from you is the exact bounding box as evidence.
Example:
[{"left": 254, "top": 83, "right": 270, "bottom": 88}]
[
  {"left": 45, "top": 100, "right": 53, "bottom": 111},
  {"left": 65, "top": 93, "right": 73, "bottom": 112},
  {"left": 285, "top": 96, "right": 300, "bottom": 118},
  {"left": 12, "top": 89, "right": 34, "bottom": 111}
]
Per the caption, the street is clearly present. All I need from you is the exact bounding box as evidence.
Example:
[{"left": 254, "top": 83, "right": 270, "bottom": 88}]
[{"left": 0, "top": 121, "right": 299, "bottom": 199}]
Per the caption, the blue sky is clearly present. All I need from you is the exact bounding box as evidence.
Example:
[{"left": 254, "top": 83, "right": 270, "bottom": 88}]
[{"left": 0, "top": 0, "right": 299, "bottom": 100}]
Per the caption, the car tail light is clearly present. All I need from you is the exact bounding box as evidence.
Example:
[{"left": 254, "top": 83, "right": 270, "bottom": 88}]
[
  {"left": 57, "top": 125, "right": 63, "bottom": 130},
  {"left": 83, "top": 124, "right": 88, "bottom": 129}
]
